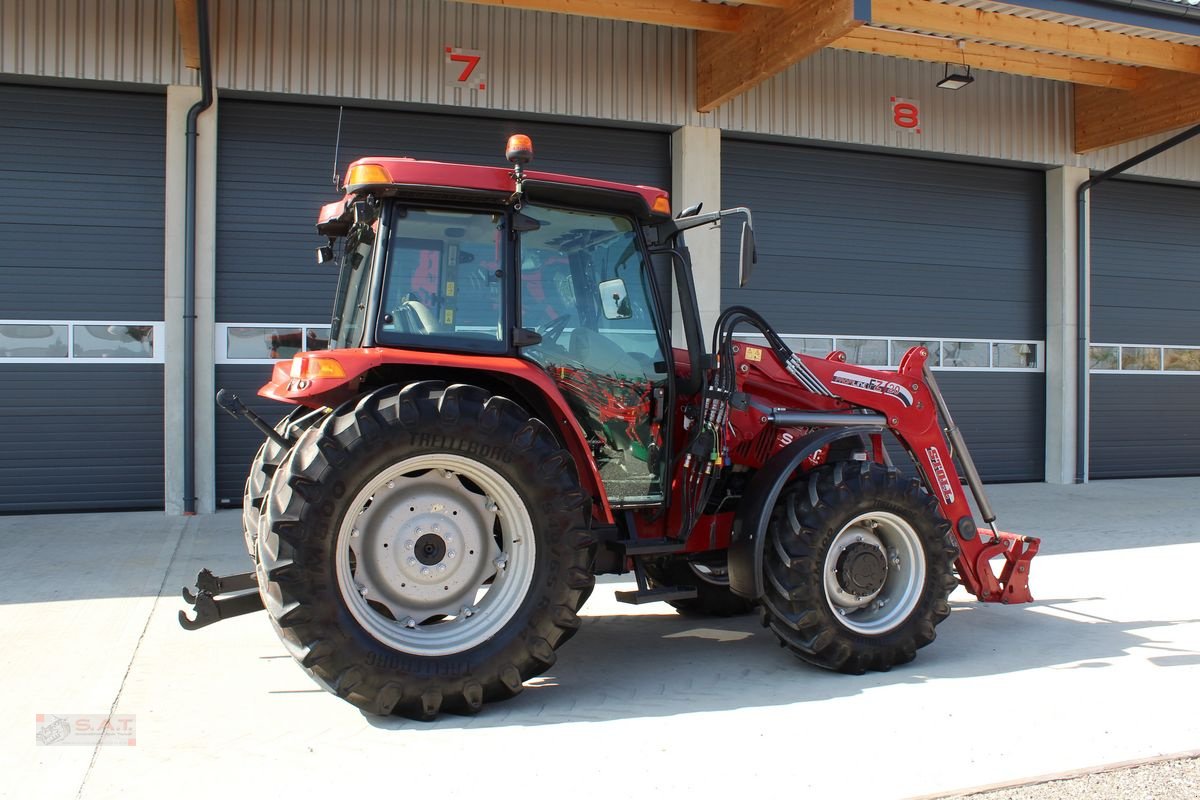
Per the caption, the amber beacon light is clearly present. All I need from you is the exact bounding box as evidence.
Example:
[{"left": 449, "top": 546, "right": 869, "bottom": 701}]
[{"left": 505, "top": 134, "right": 534, "bottom": 166}]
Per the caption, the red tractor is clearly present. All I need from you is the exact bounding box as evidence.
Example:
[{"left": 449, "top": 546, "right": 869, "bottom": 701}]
[{"left": 183, "top": 135, "right": 1040, "bottom": 719}]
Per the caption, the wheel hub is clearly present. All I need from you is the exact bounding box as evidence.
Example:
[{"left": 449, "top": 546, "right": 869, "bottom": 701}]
[
  {"left": 822, "top": 511, "right": 927, "bottom": 635},
  {"left": 836, "top": 542, "right": 888, "bottom": 597},
  {"left": 349, "top": 468, "right": 501, "bottom": 620},
  {"left": 335, "top": 454, "right": 536, "bottom": 657},
  {"left": 413, "top": 532, "right": 447, "bottom": 566}
]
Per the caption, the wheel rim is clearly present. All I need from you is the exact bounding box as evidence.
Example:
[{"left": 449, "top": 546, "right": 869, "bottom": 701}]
[
  {"left": 822, "top": 511, "right": 925, "bottom": 635},
  {"left": 334, "top": 453, "right": 536, "bottom": 657}
]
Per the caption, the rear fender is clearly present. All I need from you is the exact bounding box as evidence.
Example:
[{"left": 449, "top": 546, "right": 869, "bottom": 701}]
[
  {"left": 727, "top": 426, "right": 883, "bottom": 599},
  {"left": 258, "top": 347, "right": 615, "bottom": 523}
]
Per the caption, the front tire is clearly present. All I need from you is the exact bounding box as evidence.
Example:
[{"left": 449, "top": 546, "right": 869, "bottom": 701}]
[
  {"left": 257, "top": 381, "right": 595, "bottom": 719},
  {"left": 760, "top": 461, "right": 959, "bottom": 673}
]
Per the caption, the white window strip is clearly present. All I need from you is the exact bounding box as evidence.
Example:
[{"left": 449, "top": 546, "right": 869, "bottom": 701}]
[
  {"left": 736, "top": 333, "right": 1044, "bottom": 373},
  {"left": 1090, "top": 342, "right": 1200, "bottom": 375},
  {"left": 0, "top": 320, "right": 165, "bottom": 364},
  {"left": 215, "top": 323, "right": 331, "bottom": 365}
]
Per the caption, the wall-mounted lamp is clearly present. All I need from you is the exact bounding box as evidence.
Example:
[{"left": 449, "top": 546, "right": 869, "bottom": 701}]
[
  {"left": 937, "top": 40, "right": 974, "bottom": 90},
  {"left": 937, "top": 63, "right": 974, "bottom": 90}
]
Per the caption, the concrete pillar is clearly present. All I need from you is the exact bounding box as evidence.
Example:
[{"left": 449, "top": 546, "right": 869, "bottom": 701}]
[
  {"left": 670, "top": 125, "right": 722, "bottom": 340},
  {"left": 1044, "top": 166, "right": 1089, "bottom": 485},
  {"left": 164, "top": 86, "right": 218, "bottom": 514}
]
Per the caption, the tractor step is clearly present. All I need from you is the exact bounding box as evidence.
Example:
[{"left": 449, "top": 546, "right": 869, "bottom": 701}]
[
  {"left": 607, "top": 537, "right": 688, "bottom": 557},
  {"left": 614, "top": 586, "right": 698, "bottom": 605}
]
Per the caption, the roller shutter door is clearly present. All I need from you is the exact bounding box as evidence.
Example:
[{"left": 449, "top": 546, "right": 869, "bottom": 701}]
[
  {"left": 215, "top": 100, "right": 670, "bottom": 504},
  {"left": 0, "top": 84, "right": 165, "bottom": 511},
  {"left": 721, "top": 139, "right": 1045, "bottom": 482},
  {"left": 1090, "top": 180, "right": 1200, "bottom": 478}
]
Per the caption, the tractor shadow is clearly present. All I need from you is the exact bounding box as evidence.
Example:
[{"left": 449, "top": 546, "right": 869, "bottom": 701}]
[{"left": 363, "top": 593, "right": 1200, "bottom": 730}]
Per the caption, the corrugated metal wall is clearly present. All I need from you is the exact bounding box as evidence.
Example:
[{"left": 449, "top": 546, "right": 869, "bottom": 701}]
[{"left": 5, "top": 0, "right": 1200, "bottom": 182}]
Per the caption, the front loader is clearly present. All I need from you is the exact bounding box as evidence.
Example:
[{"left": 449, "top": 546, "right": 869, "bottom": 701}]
[{"left": 182, "top": 134, "right": 1040, "bottom": 718}]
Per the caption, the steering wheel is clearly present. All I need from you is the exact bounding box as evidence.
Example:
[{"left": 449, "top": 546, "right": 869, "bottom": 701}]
[{"left": 537, "top": 313, "right": 572, "bottom": 344}]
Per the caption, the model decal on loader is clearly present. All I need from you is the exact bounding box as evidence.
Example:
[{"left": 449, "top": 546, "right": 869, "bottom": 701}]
[{"left": 831, "top": 370, "right": 915, "bottom": 406}]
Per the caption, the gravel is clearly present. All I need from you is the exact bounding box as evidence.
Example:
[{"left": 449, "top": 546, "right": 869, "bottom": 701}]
[{"left": 940, "top": 756, "right": 1200, "bottom": 800}]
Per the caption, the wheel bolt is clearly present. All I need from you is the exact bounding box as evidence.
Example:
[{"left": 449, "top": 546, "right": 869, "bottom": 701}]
[
  {"left": 437, "top": 564, "right": 447, "bottom": 573},
  {"left": 406, "top": 557, "right": 417, "bottom": 567},
  {"left": 405, "top": 540, "right": 413, "bottom": 550},
  {"left": 402, "top": 617, "right": 417, "bottom": 629},
  {"left": 447, "top": 549, "right": 456, "bottom": 559},
  {"left": 484, "top": 499, "right": 498, "bottom": 512},
  {"left": 891, "top": 557, "right": 901, "bottom": 566},
  {"left": 494, "top": 554, "right": 509, "bottom": 569},
  {"left": 358, "top": 586, "right": 368, "bottom": 597},
  {"left": 421, "top": 567, "right": 432, "bottom": 576},
  {"left": 351, "top": 529, "right": 360, "bottom": 538},
  {"left": 387, "top": 480, "right": 395, "bottom": 489}
]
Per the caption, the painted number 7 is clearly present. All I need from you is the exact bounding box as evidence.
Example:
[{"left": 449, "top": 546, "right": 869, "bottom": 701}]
[{"left": 450, "top": 53, "right": 480, "bottom": 83}]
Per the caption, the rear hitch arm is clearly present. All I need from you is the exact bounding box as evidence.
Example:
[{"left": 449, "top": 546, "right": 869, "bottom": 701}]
[{"left": 178, "top": 568, "right": 265, "bottom": 631}]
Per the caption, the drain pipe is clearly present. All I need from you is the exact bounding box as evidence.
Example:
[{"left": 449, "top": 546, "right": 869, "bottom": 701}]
[
  {"left": 183, "top": 0, "right": 214, "bottom": 513},
  {"left": 1075, "top": 121, "right": 1200, "bottom": 483}
]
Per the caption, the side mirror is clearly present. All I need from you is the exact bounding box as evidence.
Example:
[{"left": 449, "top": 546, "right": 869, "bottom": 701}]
[
  {"left": 316, "top": 243, "right": 336, "bottom": 265},
  {"left": 598, "top": 278, "right": 633, "bottom": 320},
  {"left": 738, "top": 220, "right": 757, "bottom": 288}
]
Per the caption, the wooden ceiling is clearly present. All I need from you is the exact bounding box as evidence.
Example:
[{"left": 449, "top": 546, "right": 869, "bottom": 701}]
[
  {"left": 173, "top": 0, "right": 1200, "bottom": 153},
  {"left": 458, "top": 0, "right": 1200, "bottom": 153}
]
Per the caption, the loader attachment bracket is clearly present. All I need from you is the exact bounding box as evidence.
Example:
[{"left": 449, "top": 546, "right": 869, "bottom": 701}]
[{"left": 973, "top": 531, "right": 1040, "bottom": 604}]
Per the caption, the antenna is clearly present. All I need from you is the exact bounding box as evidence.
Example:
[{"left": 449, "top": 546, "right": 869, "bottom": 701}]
[{"left": 331, "top": 106, "right": 345, "bottom": 190}]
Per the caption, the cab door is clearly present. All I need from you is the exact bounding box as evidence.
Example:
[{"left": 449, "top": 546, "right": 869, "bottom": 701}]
[{"left": 517, "top": 204, "right": 670, "bottom": 506}]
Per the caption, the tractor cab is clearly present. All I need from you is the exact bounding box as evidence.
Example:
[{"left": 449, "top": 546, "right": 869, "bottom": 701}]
[{"left": 307, "top": 137, "right": 686, "bottom": 508}]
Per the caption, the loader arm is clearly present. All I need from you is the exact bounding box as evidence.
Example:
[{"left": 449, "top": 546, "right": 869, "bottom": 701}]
[{"left": 731, "top": 340, "right": 1039, "bottom": 604}]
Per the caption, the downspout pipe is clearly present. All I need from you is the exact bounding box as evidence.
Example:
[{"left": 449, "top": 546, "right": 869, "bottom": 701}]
[
  {"left": 1074, "top": 121, "right": 1200, "bottom": 483},
  {"left": 183, "top": 0, "right": 214, "bottom": 513}
]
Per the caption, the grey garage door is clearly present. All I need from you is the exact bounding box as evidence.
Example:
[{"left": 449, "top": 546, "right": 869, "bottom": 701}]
[
  {"left": 0, "top": 84, "right": 165, "bottom": 512},
  {"left": 214, "top": 100, "right": 671, "bottom": 505},
  {"left": 1089, "top": 180, "right": 1200, "bottom": 478},
  {"left": 721, "top": 139, "right": 1045, "bottom": 482}
]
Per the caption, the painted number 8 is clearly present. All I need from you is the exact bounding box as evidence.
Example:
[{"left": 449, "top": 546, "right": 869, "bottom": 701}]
[{"left": 893, "top": 102, "right": 919, "bottom": 129}]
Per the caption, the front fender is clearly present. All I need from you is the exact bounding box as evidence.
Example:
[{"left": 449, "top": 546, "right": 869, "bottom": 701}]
[{"left": 727, "top": 427, "right": 884, "bottom": 599}]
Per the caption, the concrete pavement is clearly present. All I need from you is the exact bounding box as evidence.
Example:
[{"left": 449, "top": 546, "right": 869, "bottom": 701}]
[{"left": 2, "top": 478, "right": 1199, "bottom": 799}]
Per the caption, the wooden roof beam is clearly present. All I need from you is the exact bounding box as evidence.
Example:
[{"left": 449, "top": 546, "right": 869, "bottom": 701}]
[
  {"left": 696, "top": 0, "right": 865, "bottom": 112},
  {"left": 869, "top": 0, "right": 1200, "bottom": 74},
  {"left": 174, "top": 0, "right": 201, "bottom": 70},
  {"left": 449, "top": 0, "right": 744, "bottom": 33},
  {"left": 1075, "top": 71, "right": 1200, "bottom": 151},
  {"left": 832, "top": 27, "right": 1144, "bottom": 90}
]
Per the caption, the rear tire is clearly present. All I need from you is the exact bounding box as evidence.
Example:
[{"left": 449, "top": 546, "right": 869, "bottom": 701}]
[
  {"left": 760, "top": 461, "right": 959, "bottom": 673},
  {"left": 257, "top": 381, "right": 595, "bottom": 719},
  {"left": 241, "top": 407, "right": 320, "bottom": 560},
  {"left": 645, "top": 556, "right": 754, "bottom": 617}
]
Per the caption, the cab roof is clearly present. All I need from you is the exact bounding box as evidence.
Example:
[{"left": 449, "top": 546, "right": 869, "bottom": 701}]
[{"left": 317, "top": 156, "right": 671, "bottom": 235}]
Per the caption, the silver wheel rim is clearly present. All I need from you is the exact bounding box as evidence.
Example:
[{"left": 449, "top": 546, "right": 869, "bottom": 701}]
[
  {"left": 822, "top": 511, "right": 925, "bottom": 635},
  {"left": 334, "top": 453, "right": 536, "bottom": 656}
]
